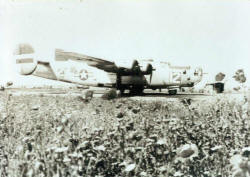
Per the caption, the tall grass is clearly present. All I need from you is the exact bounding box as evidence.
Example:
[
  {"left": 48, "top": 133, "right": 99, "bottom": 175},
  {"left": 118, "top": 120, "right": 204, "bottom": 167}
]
[{"left": 0, "top": 93, "right": 249, "bottom": 176}]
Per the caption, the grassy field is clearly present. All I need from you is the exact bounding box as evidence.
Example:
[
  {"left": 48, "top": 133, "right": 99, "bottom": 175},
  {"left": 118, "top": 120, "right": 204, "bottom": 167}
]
[{"left": 0, "top": 92, "right": 249, "bottom": 177}]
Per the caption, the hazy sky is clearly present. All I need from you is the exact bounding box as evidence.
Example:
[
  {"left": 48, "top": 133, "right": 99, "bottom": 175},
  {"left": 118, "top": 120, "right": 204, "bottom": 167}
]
[{"left": 0, "top": 0, "right": 250, "bottom": 87}]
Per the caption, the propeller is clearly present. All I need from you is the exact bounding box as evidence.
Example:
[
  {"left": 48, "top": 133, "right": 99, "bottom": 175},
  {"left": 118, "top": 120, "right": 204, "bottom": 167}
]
[
  {"left": 131, "top": 60, "right": 140, "bottom": 75},
  {"left": 132, "top": 61, "right": 155, "bottom": 83},
  {"left": 146, "top": 64, "right": 155, "bottom": 83}
]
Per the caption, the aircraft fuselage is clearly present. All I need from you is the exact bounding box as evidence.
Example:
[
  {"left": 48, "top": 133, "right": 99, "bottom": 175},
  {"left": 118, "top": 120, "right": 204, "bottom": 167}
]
[{"left": 15, "top": 44, "right": 203, "bottom": 94}]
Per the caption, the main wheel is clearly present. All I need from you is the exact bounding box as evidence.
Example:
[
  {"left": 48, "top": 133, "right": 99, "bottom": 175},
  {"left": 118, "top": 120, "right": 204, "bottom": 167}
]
[
  {"left": 169, "top": 89, "right": 177, "bottom": 95},
  {"left": 129, "top": 86, "right": 144, "bottom": 95},
  {"left": 119, "top": 89, "right": 125, "bottom": 96}
]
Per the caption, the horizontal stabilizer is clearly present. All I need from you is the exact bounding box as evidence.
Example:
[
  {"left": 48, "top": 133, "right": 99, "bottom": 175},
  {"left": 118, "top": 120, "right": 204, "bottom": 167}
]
[{"left": 32, "top": 61, "right": 57, "bottom": 80}]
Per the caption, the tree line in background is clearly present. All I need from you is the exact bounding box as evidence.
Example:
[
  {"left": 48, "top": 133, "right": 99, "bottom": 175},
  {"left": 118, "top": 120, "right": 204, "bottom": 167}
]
[{"left": 233, "top": 69, "right": 247, "bottom": 91}]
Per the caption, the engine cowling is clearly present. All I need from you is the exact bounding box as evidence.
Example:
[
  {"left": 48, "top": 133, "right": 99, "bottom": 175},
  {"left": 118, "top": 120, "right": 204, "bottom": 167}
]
[{"left": 115, "top": 60, "right": 153, "bottom": 76}]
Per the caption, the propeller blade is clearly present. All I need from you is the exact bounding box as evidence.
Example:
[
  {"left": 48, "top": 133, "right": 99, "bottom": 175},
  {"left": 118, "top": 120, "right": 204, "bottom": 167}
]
[{"left": 149, "top": 65, "right": 155, "bottom": 83}]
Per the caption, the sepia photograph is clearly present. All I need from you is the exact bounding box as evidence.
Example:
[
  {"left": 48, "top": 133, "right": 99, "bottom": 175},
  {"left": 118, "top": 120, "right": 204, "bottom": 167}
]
[{"left": 0, "top": 0, "right": 250, "bottom": 176}]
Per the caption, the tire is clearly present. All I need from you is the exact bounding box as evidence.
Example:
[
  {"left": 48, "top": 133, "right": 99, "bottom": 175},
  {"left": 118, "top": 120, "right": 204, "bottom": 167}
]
[
  {"left": 130, "top": 86, "right": 144, "bottom": 95},
  {"left": 169, "top": 89, "right": 177, "bottom": 95},
  {"left": 119, "top": 89, "right": 125, "bottom": 95}
]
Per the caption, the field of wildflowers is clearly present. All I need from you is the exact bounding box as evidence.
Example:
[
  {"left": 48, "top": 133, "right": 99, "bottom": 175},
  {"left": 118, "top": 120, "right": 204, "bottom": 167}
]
[{"left": 0, "top": 92, "right": 249, "bottom": 176}]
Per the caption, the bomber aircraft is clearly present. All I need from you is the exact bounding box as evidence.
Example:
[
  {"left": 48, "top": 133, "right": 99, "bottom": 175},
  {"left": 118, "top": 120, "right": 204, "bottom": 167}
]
[{"left": 14, "top": 44, "right": 203, "bottom": 95}]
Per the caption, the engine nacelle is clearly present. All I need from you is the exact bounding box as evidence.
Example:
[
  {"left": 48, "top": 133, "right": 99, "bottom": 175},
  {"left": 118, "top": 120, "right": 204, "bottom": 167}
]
[{"left": 115, "top": 60, "right": 153, "bottom": 76}]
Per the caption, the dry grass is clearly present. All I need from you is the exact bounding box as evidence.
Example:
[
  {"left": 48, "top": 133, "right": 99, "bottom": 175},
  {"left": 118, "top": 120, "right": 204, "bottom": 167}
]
[{"left": 0, "top": 92, "right": 249, "bottom": 177}]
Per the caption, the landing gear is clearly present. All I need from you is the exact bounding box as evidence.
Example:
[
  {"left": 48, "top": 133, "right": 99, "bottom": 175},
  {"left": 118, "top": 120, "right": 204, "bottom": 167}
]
[
  {"left": 116, "top": 73, "right": 125, "bottom": 96},
  {"left": 116, "top": 73, "right": 144, "bottom": 96},
  {"left": 169, "top": 89, "right": 177, "bottom": 95},
  {"left": 129, "top": 86, "right": 144, "bottom": 95},
  {"left": 119, "top": 89, "right": 125, "bottom": 96}
]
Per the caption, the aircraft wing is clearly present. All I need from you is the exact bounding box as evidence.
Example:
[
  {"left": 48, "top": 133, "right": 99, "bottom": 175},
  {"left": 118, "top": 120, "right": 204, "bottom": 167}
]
[
  {"left": 55, "top": 49, "right": 118, "bottom": 73},
  {"left": 15, "top": 44, "right": 155, "bottom": 89},
  {"left": 55, "top": 49, "right": 154, "bottom": 76}
]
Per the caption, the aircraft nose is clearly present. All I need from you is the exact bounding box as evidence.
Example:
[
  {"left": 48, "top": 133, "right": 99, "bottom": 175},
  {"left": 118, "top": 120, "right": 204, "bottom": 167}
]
[{"left": 191, "top": 67, "right": 203, "bottom": 84}]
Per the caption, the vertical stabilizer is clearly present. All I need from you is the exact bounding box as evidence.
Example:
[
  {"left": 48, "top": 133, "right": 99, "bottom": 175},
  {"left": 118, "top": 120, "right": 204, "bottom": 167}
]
[
  {"left": 14, "top": 44, "right": 37, "bottom": 75},
  {"left": 14, "top": 44, "right": 57, "bottom": 80}
]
